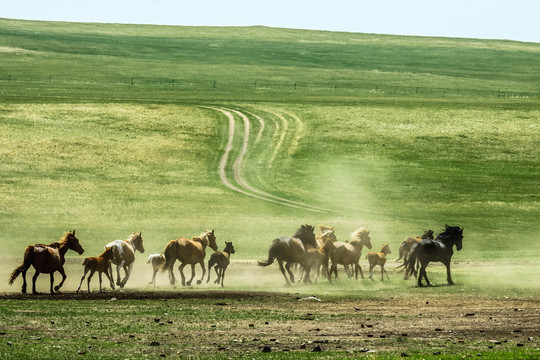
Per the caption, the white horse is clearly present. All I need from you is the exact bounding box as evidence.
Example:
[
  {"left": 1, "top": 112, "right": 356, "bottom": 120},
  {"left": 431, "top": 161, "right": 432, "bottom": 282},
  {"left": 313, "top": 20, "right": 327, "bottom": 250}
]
[{"left": 106, "top": 232, "right": 145, "bottom": 288}]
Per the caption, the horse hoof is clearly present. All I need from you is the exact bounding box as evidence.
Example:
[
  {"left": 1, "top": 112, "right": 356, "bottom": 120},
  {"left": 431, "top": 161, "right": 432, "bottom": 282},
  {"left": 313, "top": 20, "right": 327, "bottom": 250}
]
[
  {"left": 54, "top": 286, "right": 60, "bottom": 291},
  {"left": 196, "top": 280, "right": 202, "bottom": 285},
  {"left": 186, "top": 282, "right": 192, "bottom": 286}
]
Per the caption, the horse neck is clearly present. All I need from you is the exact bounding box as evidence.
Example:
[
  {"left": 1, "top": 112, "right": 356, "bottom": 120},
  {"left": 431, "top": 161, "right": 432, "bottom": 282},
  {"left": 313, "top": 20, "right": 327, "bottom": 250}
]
[
  {"left": 126, "top": 237, "right": 138, "bottom": 252},
  {"left": 194, "top": 236, "right": 209, "bottom": 249}
]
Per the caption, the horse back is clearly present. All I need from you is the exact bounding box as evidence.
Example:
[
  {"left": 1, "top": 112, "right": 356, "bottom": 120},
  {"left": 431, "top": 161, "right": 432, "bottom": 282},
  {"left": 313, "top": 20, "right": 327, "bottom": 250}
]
[
  {"left": 331, "top": 242, "right": 358, "bottom": 265},
  {"left": 272, "top": 237, "right": 305, "bottom": 262},
  {"left": 174, "top": 238, "right": 206, "bottom": 263},
  {"left": 107, "top": 240, "right": 135, "bottom": 265},
  {"left": 28, "top": 245, "right": 64, "bottom": 273}
]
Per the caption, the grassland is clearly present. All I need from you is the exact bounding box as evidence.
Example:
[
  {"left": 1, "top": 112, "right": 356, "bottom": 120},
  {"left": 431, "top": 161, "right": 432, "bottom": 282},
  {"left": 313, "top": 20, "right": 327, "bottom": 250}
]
[{"left": 0, "top": 17, "right": 539, "bottom": 359}]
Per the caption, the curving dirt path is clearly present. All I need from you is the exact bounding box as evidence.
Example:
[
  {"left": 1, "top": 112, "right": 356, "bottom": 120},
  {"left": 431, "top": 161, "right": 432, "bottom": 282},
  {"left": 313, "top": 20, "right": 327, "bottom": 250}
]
[{"left": 204, "top": 106, "right": 332, "bottom": 213}]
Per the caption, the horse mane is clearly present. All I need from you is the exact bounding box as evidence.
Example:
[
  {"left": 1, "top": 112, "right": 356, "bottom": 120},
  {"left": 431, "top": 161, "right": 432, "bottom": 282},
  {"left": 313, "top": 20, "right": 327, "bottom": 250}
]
[
  {"left": 192, "top": 232, "right": 210, "bottom": 247},
  {"left": 435, "top": 225, "right": 462, "bottom": 244},
  {"left": 351, "top": 227, "right": 370, "bottom": 241}
]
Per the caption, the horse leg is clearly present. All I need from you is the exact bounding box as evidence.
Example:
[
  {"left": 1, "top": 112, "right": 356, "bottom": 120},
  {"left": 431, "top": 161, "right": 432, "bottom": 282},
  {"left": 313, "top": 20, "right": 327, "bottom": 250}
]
[
  {"left": 32, "top": 271, "right": 41, "bottom": 295},
  {"left": 368, "top": 264, "right": 375, "bottom": 281},
  {"left": 114, "top": 263, "right": 123, "bottom": 286},
  {"left": 383, "top": 265, "right": 390, "bottom": 280},
  {"left": 186, "top": 264, "right": 196, "bottom": 286},
  {"left": 120, "top": 263, "right": 133, "bottom": 288},
  {"left": 214, "top": 267, "right": 220, "bottom": 284},
  {"left": 108, "top": 266, "right": 116, "bottom": 290},
  {"left": 168, "top": 265, "right": 177, "bottom": 286},
  {"left": 197, "top": 261, "right": 206, "bottom": 285},
  {"left": 98, "top": 272, "right": 103, "bottom": 293},
  {"left": 220, "top": 265, "right": 228, "bottom": 287},
  {"left": 445, "top": 260, "right": 454, "bottom": 285},
  {"left": 49, "top": 273, "right": 55, "bottom": 294},
  {"left": 54, "top": 267, "right": 67, "bottom": 292},
  {"left": 277, "top": 260, "right": 291, "bottom": 286},
  {"left": 87, "top": 269, "right": 96, "bottom": 293},
  {"left": 21, "top": 268, "right": 28, "bottom": 294},
  {"left": 330, "top": 263, "right": 339, "bottom": 280},
  {"left": 285, "top": 262, "right": 296, "bottom": 284},
  {"left": 355, "top": 263, "right": 364, "bottom": 280},
  {"left": 302, "top": 262, "right": 312, "bottom": 284},
  {"left": 178, "top": 263, "right": 187, "bottom": 286},
  {"left": 76, "top": 267, "right": 90, "bottom": 294}
]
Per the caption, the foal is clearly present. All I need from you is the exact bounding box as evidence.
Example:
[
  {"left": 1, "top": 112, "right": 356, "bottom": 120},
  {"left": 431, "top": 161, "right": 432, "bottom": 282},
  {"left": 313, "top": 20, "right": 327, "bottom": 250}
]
[
  {"left": 206, "top": 242, "right": 235, "bottom": 287},
  {"left": 146, "top": 254, "right": 166, "bottom": 288},
  {"left": 366, "top": 244, "right": 392, "bottom": 281},
  {"left": 305, "top": 238, "right": 336, "bottom": 283},
  {"left": 76, "top": 246, "right": 115, "bottom": 293}
]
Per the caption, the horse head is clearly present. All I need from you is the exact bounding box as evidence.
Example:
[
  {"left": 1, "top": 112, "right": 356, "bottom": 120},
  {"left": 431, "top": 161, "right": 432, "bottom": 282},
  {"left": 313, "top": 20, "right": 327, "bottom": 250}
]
[
  {"left": 131, "top": 232, "right": 145, "bottom": 253},
  {"left": 224, "top": 241, "right": 235, "bottom": 254},
  {"left": 440, "top": 225, "right": 463, "bottom": 251},
  {"left": 65, "top": 230, "right": 84, "bottom": 255},
  {"left": 295, "top": 224, "right": 317, "bottom": 249},
  {"left": 320, "top": 229, "right": 337, "bottom": 243},
  {"left": 352, "top": 227, "right": 372, "bottom": 250},
  {"left": 422, "top": 229, "right": 434, "bottom": 240},
  {"left": 381, "top": 243, "right": 392, "bottom": 255},
  {"left": 207, "top": 230, "right": 218, "bottom": 251},
  {"left": 103, "top": 246, "right": 115, "bottom": 260}
]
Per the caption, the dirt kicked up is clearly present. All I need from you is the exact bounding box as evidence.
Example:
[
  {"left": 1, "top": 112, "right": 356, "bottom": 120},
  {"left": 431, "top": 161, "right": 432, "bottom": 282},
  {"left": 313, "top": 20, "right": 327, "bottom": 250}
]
[{"left": 1, "top": 291, "right": 539, "bottom": 359}]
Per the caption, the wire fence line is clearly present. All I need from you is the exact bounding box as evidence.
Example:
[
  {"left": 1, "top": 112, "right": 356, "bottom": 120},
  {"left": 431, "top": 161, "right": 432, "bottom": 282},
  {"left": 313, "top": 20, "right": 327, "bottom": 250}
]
[{"left": 2, "top": 74, "right": 539, "bottom": 98}]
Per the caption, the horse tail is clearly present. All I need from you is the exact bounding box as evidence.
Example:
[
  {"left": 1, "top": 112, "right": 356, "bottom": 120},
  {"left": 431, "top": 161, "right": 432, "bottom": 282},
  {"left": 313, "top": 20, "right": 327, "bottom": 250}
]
[
  {"left": 404, "top": 244, "right": 419, "bottom": 279},
  {"left": 257, "top": 240, "right": 278, "bottom": 267},
  {"left": 82, "top": 258, "right": 91, "bottom": 267},
  {"left": 9, "top": 246, "right": 33, "bottom": 285},
  {"left": 161, "top": 241, "right": 177, "bottom": 272}
]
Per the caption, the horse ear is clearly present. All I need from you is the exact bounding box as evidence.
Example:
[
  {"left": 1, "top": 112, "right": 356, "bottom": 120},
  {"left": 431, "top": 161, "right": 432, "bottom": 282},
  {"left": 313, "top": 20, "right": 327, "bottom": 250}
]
[{"left": 72, "top": 230, "right": 76, "bottom": 235}]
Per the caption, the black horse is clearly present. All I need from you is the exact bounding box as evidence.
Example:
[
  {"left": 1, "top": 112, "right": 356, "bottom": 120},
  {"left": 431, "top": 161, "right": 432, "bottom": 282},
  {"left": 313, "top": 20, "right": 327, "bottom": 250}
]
[
  {"left": 258, "top": 224, "right": 317, "bottom": 285},
  {"left": 404, "top": 225, "right": 463, "bottom": 287}
]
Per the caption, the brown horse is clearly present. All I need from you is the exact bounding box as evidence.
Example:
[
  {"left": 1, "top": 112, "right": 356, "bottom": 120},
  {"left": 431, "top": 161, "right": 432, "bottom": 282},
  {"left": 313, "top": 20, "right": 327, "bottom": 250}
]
[
  {"left": 258, "top": 224, "right": 317, "bottom": 285},
  {"left": 207, "top": 241, "right": 235, "bottom": 287},
  {"left": 76, "top": 246, "right": 115, "bottom": 294},
  {"left": 305, "top": 238, "right": 337, "bottom": 283},
  {"left": 162, "top": 230, "right": 218, "bottom": 286},
  {"left": 329, "top": 227, "right": 372, "bottom": 280},
  {"left": 366, "top": 244, "right": 392, "bottom": 281},
  {"left": 106, "top": 232, "right": 145, "bottom": 288},
  {"left": 8, "top": 230, "right": 84, "bottom": 294}
]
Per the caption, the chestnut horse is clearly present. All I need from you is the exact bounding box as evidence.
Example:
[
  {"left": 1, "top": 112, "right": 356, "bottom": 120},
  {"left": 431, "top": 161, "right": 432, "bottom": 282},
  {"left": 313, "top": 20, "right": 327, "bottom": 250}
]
[
  {"left": 162, "top": 230, "right": 218, "bottom": 286},
  {"left": 106, "top": 232, "right": 145, "bottom": 288},
  {"left": 207, "top": 241, "right": 235, "bottom": 287},
  {"left": 76, "top": 246, "right": 115, "bottom": 294},
  {"left": 258, "top": 224, "right": 317, "bottom": 285},
  {"left": 366, "top": 243, "right": 392, "bottom": 281},
  {"left": 8, "top": 230, "right": 84, "bottom": 294},
  {"left": 329, "top": 227, "right": 372, "bottom": 280}
]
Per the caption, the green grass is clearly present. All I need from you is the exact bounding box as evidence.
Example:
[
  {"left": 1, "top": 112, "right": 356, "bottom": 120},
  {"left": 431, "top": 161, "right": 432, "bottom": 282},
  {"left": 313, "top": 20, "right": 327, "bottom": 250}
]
[{"left": 0, "top": 18, "right": 538, "bottom": 274}]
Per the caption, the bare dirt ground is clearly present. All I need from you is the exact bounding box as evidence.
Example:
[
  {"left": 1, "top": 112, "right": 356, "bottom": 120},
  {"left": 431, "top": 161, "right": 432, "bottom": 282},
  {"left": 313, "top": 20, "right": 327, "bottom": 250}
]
[{"left": 2, "top": 290, "right": 539, "bottom": 357}]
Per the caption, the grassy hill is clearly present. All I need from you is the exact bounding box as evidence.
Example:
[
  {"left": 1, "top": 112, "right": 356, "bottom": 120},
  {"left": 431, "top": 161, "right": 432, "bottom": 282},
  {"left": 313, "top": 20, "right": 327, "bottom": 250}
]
[{"left": 0, "top": 18, "right": 538, "bottom": 268}]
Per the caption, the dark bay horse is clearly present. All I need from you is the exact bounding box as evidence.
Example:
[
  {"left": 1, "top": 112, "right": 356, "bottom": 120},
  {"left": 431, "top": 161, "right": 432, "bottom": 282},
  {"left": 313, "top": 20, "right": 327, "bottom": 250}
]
[
  {"left": 258, "top": 224, "right": 317, "bottom": 285},
  {"left": 207, "top": 241, "right": 235, "bottom": 287},
  {"left": 9, "top": 230, "right": 85, "bottom": 294},
  {"left": 404, "top": 225, "right": 463, "bottom": 287}
]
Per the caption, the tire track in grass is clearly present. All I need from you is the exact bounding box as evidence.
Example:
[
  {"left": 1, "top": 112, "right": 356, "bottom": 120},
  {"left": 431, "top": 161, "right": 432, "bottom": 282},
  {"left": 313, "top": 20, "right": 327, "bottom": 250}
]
[{"left": 205, "top": 106, "right": 332, "bottom": 213}]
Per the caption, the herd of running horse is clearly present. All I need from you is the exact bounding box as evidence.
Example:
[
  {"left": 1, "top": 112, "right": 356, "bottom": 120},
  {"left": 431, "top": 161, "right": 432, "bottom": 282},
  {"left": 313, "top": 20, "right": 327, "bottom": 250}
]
[{"left": 7, "top": 224, "right": 463, "bottom": 294}]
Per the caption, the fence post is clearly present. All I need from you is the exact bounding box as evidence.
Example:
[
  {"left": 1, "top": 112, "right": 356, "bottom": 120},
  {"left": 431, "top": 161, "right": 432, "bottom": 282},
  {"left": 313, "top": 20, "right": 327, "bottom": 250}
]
[{"left": 213, "top": 81, "right": 217, "bottom": 88}]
